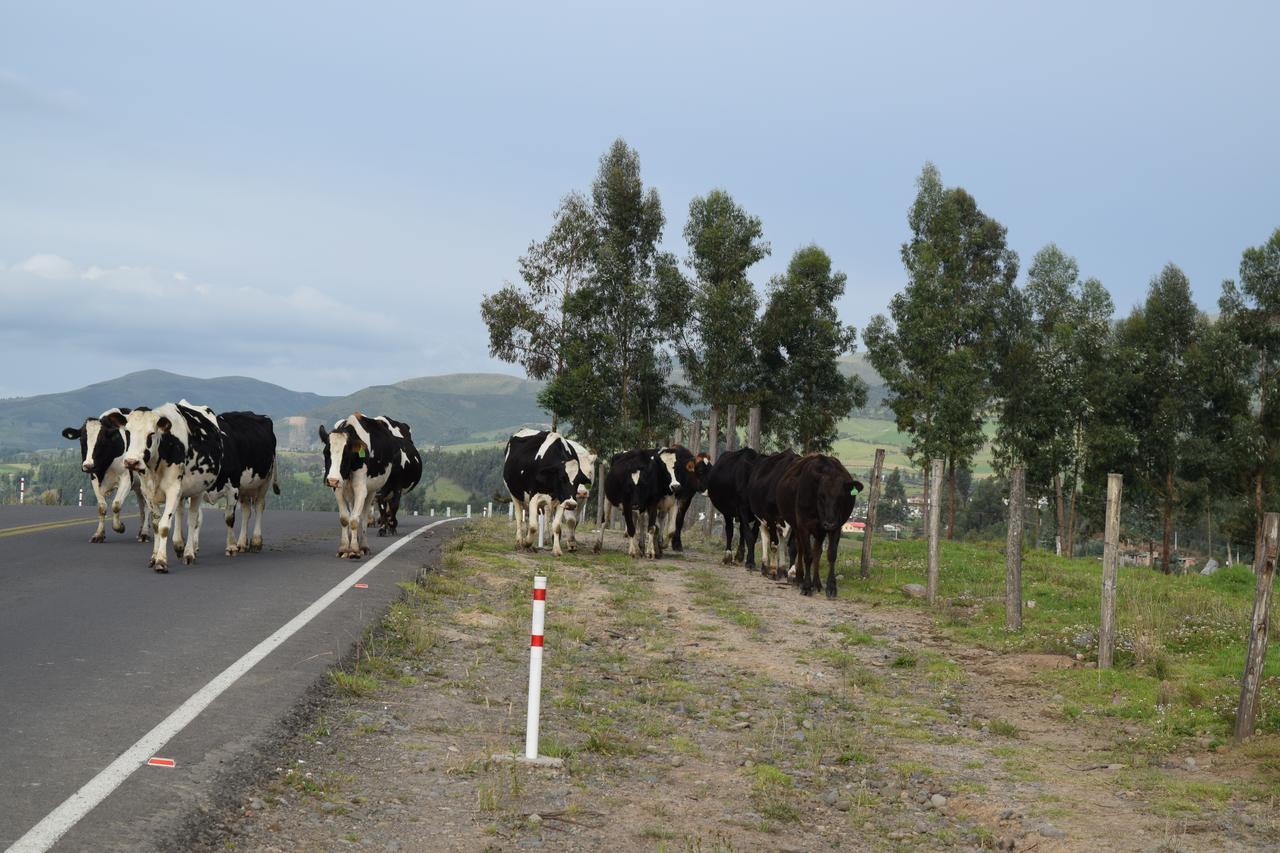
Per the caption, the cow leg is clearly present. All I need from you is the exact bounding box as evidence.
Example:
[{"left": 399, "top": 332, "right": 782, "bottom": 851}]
[
  {"left": 224, "top": 496, "right": 240, "bottom": 556},
  {"left": 797, "top": 530, "right": 814, "bottom": 595},
  {"left": 563, "top": 501, "right": 579, "bottom": 551},
  {"left": 672, "top": 496, "right": 688, "bottom": 552},
  {"left": 183, "top": 496, "right": 202, "bottom": 564},
  {"left": 333, "top": 484, "right": 353, "bottom": 557},
  {"left": 825, "top": 529, "right": 841, "bottom": 599},
  {"left": 758, "top": 522, "right": 773, "bottom": 578},
  {"left": 172, "top": 498, "right": 188, "bottom": 554},
  {"left": 110, "top": 475, "right": 130, "bottom": 534},
  {"left": 743, "top": 517, "right": 759, "bottom": 569},
  {"left": 151, "top": 484, "right": 182, "bottom": 572},
  {"left": 133, "top": 477, "right": 151, "bottom": 542},
  {"left": 250, "top": 488, "right": 267, "bottom": 552},
  {"left": 625, "top": 502, "right": 641, "bottom": 558},
  {"left": 512, "top": 496, "right": 527, "bottom": 548},
  {"left": 358, "top": 491, "right": 377, "bottom": 555},
  {"left": 550, "top": 499, "right": 565, "bottom": 557},
  {"left": 721, "top": 511, "right": 735, "bottom": 564},
  {"left": 89, "top": 477, "right": 109, "bottom": 542},
  {"left": 350, "top": 478, "right": 370, "bottom": 558},
  {"left": 646, "top": 506, "right": 659, "bottom": 559}
]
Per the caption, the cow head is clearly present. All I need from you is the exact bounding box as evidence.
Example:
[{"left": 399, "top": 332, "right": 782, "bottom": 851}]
[
  {"left": 817, "top": 469, "right": 864, "bottom": 532},
  {"left": 63, "top": 408, "right": 133, "bottom": 475},
  {"left": 121, "top": 407, "right": 183, "bottom": 472},
  {"left": 655, "top": 449, "right": 682, "bottom": 494},
  {"left": 684, "top": 452, "right": 712, "bottom": 493},
  {"left": 319, "top": 421, "right": 367, "bottom": 488}
]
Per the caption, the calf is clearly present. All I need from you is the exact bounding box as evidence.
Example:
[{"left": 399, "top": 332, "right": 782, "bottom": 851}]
[
  {"left": 776, "top": 454, "right": 863, "bottom": 598},
  {"left": 62, "top": 407, "right": 151, "bottom": 543},
  {"left": 117, "top": 400, "right": 226, "bottom": 571},
  {"left": 603, "top": 447, "right": 683, "bottom": 559},
  {"left": 747, "top": 449, "right": 800, "bottom": 579},
  {"left": 706, "top": 448, "right": 761, "bottom": 568},
  {"left": 502, "top": 429, "right": 594, "bottom": 557},
  {"left": 319, "top": 413, "right": 419, "bottom": 558},
  {"left": 205, "top": 411, "right": 279, "bottom": 555}
]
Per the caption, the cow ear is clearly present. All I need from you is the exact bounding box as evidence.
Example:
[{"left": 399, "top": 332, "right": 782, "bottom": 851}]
[
  {"left": 156, "top": 416, "right": 172, "bottom": 433},
  {"left": 851, "top": 480, "right": 865, "bottom": 494},
  {"left": 118, "top": 407, "right": 132, "bottom": 415},
  {"left": 62, "top": 426, "right": 82, "bottom": 440},
  {"left": 104, "top": 411, "right": 127, "bottom": 428},
  {"left": 318, "top": 425, "right": 329, "bottom": 443},
  {"left": 351, "top": 439, "right": 367, "bottom": 457},
  {"left": 685, "top": 459, "right": 695, "bottom": 472}
]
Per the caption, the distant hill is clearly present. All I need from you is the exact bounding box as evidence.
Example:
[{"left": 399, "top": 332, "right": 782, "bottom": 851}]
[
  {"left": 0, "top": 370, "right": 335, "bottom": 454},
  {"left": 300, "top": 373, "right": 548, "bottom": 449}
]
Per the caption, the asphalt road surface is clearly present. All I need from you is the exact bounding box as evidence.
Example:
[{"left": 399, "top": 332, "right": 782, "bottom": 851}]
[{"left": 0, "top": 505, "right": 464, "bottom": 852}]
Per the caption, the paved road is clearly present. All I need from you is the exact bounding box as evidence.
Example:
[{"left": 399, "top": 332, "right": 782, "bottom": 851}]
[{"left": 0, "top": 505, "right": 464, "bottom": 852}]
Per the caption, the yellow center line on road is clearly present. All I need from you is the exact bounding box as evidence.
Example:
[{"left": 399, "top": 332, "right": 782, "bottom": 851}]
[{"left": 0, "top": 517, "right": 100, "bottom": 538}]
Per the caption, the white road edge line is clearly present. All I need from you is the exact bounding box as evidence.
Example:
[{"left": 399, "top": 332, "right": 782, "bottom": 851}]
[{"left": 6, "top": 517, "right": 466, "bottom": 853}]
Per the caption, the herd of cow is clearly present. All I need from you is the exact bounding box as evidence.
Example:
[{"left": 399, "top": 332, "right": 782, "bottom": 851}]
[
  {"left": 502, "top": 429, "right": 865, "bottom": 598},
  {"left": 61, "top": 402, "right": 421, "bottom": 571},
  {"left": 59, "top": 406, "right": 864, "bottom": 595}
]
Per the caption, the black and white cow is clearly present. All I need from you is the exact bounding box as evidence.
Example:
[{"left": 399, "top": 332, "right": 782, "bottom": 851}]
[
  {"left": 117, "top": 400, "right": 227, "bottom": 571},
  {"left": 603, "top": 447, "right": 688, "bottom": 559},
  {"left": 61, "top": 407, "right": 152, "bottom": 543},
  {"left": 502, "top": 429, "right": 595, "bottom": 557},
  {"left": 663, "top": 446, "right": 711, "bottom": 553},
  {"left": 204, "top": 411, "right": 280, "bottom": 556},
  {"left": 747, "top": 449, "right": 801, "bottom": 580},
  {"left": 374, "top": 416, "right": 422, "bottom": 537},
  {"left": 319, "top": 413, "right": 420, "bottom": 559}
]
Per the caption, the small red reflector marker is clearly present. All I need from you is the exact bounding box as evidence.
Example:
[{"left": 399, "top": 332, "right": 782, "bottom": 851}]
[
  {"left": 147, "top": 757, "right": 176, "bottom": 768},
  {"left": 533, "top": 588, "right": 546, "bottom": 601},
  {"left": 353, "top": 583, "right": 369, "bottom": 589}
]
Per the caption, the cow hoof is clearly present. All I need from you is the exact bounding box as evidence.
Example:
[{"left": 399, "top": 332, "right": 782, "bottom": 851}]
[
  {"left": 136, "top": 533, "right": 150, "bottom": 543},
  {"left": 348, "top": 552, "right": 363, "bottom": 560},
  {"left": 567, "top": 543, "right": 577, "bottom": 552},
  {"left": 826, "top": 587, "right": 838, "bottom": 600},
  {"left": 226, "top": 548, "right": 238, "bottom": 557},
  {"left": 250, "top": 539, "right": 263, "bottom": 553},
  {"left": 153, "top": 559, "right": 168, "bottom": 572},
  {"left": 801, "top": 585, "right": 813, "bottom": 596},
  {"left": 378, "top": 529, "right": 387, "bottom": 537},
  {"left": 336, "top": 550, "right": 347, "bottom": 558},
  {"left": 360, "top": 546, "right": 370, "bottom": 555},
  {"left": 112, "top": 521, "right": 126, "bottom": 534},
  {"left": 722, "top": 552, "right": 733, "bottom": 565},
  {"left": 183, "top": 554, "right": 195, "bottom": 565},
  {"left": 90, "top": 533, "right": 106, "bottom": 543}
]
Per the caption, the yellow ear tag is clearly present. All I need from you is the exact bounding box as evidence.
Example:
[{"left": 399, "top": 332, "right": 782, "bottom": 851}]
[{"left": 358, "top": 447, "right": 367, "bottom": 458}]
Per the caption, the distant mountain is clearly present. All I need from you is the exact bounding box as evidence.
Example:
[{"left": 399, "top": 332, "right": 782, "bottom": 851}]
[
  {"left": 0, "top": 369, "right": 550, "bottom": 453},
  {"left": 0, "top": 370, "right": 335, "bottom": 453},
  {"left": 300, "top": 373, "right": 548, "bottom": 449}
]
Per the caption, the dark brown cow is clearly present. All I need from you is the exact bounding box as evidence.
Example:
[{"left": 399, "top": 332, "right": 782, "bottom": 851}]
[
  {"left": 747, "top": 449, "right": 800, "bottom": 580},
  {"left": 777, "top": 454, "right": 863, "bottom": 598}
]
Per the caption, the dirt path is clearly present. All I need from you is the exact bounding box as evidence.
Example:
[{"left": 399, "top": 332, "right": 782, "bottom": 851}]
[{"left": 198, "top": 523, "right": 1278, "bottom": 851}]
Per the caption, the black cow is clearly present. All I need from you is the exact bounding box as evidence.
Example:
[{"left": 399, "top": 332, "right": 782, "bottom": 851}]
[
  {"left": 502, "top": 429, "right": 594, "bottom": 556},
  {"left": 206, "top": 411, "right": 280, "bottom": 555},
  {"left": 777, "top": 454, "right": 863, "bottom": 598},
  {"left": 603, "top": 446, "right": 696, "bottom": 559},
  {"left": 319, "top": 413, "right": 420, "bottom": 559},
  {"left": 747, "top": 449, "right": 800, "bottom": 580},
  {"left": 61, "top": 406, "right": 151, "bottom": 543},
  {"left": 706, "top": 447, "right": 761, "bottom": 568}
]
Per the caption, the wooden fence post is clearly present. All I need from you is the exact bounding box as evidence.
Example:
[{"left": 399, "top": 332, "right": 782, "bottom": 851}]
[
  {"left": 747, "top": 406, "right": 761, "bottom": 451},
  {"left": 927, "top": 459, "right": 943, "bottom": 605},
  {"left": 1098, "top": 473, "right": 1123, "bottom": 669},
  {"left": 726, "top": 404, "right": 738, "bottom": 452},
  {"left": 1005, "top": 466, "right": 1026, "bottom": 630},
  {"left": 703, "top": 409, "right": 719, "bottom": 538},
  {"left": 859, "top": 448, "right": 885, "bottom": 579},
  {"left": 1235, "top": 512, "right": 1280, "bottom": 741},
  {"left": 594, "top": 459, "right": 607, "bottom": 552}
]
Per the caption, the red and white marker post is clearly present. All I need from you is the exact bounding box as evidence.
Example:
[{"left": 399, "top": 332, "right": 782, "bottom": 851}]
[{"left": 525, "top": 575, "right": 547, "bottom": 760}]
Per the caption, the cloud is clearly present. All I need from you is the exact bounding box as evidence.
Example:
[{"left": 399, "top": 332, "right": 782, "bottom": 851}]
[
  {"left": 0, "top": 254, "right": 425, "bottom": 395},
  {"left": 0, "top": 68, "right": 76, "bottom": 115}
]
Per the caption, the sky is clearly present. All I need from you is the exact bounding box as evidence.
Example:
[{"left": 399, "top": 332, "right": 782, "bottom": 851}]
[{"left": 1, "top": 1, "right": 1277, "bottom": 398}]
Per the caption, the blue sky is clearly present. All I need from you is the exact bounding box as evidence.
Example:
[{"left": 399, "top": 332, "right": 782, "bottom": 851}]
[{"left": 1, "top": 1, "right": 1276, "bottom": 397}]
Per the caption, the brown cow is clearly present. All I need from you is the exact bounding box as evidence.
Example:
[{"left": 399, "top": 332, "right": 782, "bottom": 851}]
[{"left": 777, "top": 454, "right": 863, "bottom": 598}]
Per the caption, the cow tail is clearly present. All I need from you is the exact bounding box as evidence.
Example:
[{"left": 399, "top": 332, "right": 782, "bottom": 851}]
[{"left": 271, "top": 460, "right": 280, "bottom": 495}]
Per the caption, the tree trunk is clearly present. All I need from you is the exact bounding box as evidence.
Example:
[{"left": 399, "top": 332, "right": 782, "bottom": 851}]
[
  {"left": 1066, "top": 481, "right": 1078, "bottom": 558},
  {"left": 1255, "top": 472, "right": 1265, "bottom": 575},
  {"left": 946, "top": 457, "right": 957, "bottom": 540},
  {"left": 1053, "top": 474, "right": 1065, "bottom": 556},
  {"left": 1160, "top": 469, "right": 1173, "bottom": 574}
]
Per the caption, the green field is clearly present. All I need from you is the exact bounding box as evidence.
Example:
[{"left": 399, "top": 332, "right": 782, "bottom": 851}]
[{"left": 424, "top": 475, "right": 470, "bottom": 504}]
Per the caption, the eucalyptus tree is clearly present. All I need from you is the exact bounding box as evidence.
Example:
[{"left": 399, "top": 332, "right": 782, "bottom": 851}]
[
  {"left": 756, "top": 245, "right": 866, "bottom": 452},
  {"left": 678, "top": 190, "right": 770, "bottom": 423},
  {"left": 864, "top": 163, "right": 1018, "bottom": 537},
  {"left": 480, "top": 192, "right": 597, "bottom": 430}
]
